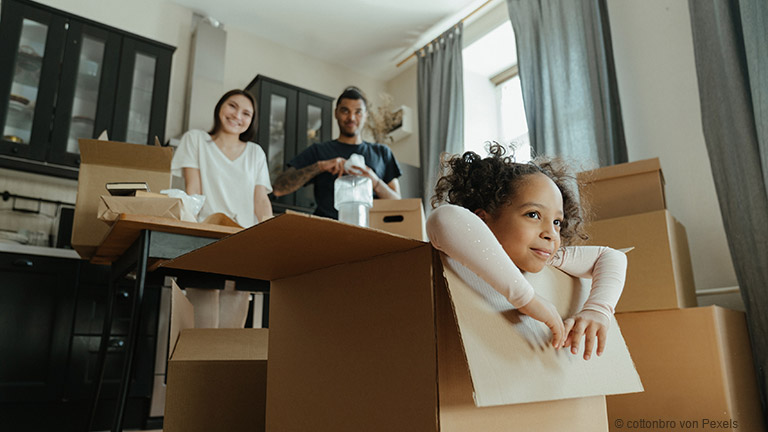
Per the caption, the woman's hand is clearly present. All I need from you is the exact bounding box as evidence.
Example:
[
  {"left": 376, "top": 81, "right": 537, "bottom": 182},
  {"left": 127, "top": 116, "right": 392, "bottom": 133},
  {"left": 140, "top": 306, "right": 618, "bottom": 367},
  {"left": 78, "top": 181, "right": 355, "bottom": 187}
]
[
  {"left": 563, "top": 310, "right": 610, "bottom": 360},
  {"left": 517, "top": 295, "right": 565, "bottom": 349}
]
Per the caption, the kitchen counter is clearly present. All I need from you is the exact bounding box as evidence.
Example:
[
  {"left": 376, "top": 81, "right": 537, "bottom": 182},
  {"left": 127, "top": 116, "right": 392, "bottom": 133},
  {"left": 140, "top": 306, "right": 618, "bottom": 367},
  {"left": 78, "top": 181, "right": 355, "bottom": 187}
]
[{"left": 0, "top": 242, "right": 81, "bottom": 259}]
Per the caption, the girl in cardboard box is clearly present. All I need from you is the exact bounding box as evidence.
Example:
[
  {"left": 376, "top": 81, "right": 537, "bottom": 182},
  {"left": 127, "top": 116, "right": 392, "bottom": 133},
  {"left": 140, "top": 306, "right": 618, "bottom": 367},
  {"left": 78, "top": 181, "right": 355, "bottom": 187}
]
[
  {"left": 427, "top": 143, "right": 627, "bottom": 360},
  {"left": 172, "top": 89, "right": 273, "bottom": 227}
]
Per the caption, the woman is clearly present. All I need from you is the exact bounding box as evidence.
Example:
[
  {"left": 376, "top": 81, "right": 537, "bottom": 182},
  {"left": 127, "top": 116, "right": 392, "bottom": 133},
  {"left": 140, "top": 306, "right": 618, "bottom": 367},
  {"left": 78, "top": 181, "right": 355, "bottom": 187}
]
[{"left": 172, "top": 89, "right": 273, "bottom": 227}]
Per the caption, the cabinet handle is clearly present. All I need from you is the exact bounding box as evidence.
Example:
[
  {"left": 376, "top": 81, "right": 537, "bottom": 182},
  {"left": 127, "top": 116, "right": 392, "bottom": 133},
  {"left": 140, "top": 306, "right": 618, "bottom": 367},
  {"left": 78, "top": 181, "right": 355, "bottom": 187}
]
[
  {"left": 13, "top": 259, "right": 33, "bottom": 267},
  {"left": 108, "top": 338, "right": 125, "bottom": 349}
]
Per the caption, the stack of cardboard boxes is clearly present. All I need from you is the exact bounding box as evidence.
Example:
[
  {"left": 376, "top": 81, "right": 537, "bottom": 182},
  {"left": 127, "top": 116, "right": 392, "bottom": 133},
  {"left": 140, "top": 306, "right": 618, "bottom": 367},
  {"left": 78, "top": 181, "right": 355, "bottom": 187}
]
[{"left": 578, "top": 158, "right": 765, "bottom": 431}]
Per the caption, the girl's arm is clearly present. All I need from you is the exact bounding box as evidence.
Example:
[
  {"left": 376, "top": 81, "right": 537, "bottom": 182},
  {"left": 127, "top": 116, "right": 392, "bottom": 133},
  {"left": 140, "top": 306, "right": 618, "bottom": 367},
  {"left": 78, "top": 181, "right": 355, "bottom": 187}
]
[
  {"left": 550, "top": 246, "right": 627, "bottom": 360},
  {"left": 549, "top": 246, "right": 627, "bottom": 319},
  {"left": 426, "top": 204, "right": 565, "bottom": 348}
]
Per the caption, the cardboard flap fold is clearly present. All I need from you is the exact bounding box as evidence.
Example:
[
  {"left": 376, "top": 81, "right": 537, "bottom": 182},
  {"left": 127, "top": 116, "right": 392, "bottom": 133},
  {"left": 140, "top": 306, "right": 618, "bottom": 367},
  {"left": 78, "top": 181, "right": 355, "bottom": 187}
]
[
  {"left": 160, "top": 213, "right": 425, "bottom": 280},
  {"left": 440, "top": 256, "right": 643, "bottom": 407},
  {"left": 79, "top": 139, "right": 172, "bottom": 170},
  {"left": 170, "top": 280, "right": 195, "bottom": 359},
  {"left": 578, "top": 157, "right": 664, "bottom": 185}
]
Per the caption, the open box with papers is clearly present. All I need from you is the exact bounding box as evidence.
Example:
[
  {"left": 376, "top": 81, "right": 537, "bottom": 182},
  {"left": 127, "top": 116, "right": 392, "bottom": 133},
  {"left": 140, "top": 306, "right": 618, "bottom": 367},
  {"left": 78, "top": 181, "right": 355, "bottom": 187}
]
[{"left": 161, "top": 213, "right": 643, "bottom": 431}]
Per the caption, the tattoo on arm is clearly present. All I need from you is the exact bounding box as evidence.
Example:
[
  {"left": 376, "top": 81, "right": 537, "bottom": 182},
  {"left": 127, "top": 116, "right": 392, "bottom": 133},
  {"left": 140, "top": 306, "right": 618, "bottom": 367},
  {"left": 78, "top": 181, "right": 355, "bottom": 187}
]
[{"left": 273, "top": 164, "right": 323, "bottom": 196}]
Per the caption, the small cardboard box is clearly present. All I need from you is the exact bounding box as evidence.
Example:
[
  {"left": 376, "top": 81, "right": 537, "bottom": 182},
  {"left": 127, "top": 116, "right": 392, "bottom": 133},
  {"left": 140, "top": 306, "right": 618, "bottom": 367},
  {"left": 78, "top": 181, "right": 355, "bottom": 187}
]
[
  {"left": 162, "top": 213, "right": 642, "bottom": 432},
  {"left": 579, "top": 158, "right": 666, "bottom": 221},
  {"left": 608, "top": 307, "right": 765, "bottom": 432},
  {"left": 164, "top": 281, "right": 268, "bottom": 432},
  {"left": 584, "top": 209, "right": 696, "bottom": 313},
  {"left": 72, "top": 139, "right": 172, "bottom": 259},
  {"left": 96, "top": 195, "right": 186, "bottom": 223},
  {"left": 369, "top": 198, "right": 427, "bottom": 240}
]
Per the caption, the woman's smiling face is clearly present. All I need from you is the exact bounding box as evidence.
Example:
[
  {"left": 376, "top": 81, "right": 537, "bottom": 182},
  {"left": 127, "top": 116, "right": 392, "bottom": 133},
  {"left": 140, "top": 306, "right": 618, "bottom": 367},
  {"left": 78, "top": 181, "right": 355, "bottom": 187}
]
[
  {"left": 477, "top": 172, "right": 564, "bottom": 273},
  {"left": 218, "top": 94, "right": 254, "bottom": 136}
]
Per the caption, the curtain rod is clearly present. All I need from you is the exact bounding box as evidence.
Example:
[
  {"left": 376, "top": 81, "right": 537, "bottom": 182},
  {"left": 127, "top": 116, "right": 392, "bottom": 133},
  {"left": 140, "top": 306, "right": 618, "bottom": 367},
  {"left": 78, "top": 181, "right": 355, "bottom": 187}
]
[{"left": 396, "top": 0, "right": 495, "bottom": 68}]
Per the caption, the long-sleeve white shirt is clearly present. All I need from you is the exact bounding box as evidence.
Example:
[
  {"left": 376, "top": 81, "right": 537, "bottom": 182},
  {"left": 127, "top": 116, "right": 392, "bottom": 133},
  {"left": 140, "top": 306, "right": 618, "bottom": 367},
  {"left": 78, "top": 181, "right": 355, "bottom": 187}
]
[{"left": 426, "top": 204, "right": 626, "bottom": 318}]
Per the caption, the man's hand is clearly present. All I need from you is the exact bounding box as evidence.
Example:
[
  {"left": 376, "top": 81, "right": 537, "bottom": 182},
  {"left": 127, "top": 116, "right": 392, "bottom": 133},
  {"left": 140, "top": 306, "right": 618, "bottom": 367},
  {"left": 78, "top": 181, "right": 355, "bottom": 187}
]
[
  {"left": 345, "top": 163, "right": 381, "bottom": 185},
  {"left": 563, "top": 310, "right": 610, "bottom": 360},
  {"left": 318, "top": 157, "right": 347, "bottom": 177},
  {"left": 517, "top": 295, "right": 565, "bottom": 349}
]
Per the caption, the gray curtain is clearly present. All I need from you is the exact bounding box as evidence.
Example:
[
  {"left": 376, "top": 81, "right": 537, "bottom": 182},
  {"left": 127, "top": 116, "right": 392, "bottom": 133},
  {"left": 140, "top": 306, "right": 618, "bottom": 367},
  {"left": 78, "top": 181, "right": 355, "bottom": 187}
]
[
  {"left": 506, "top": 0, "right": 626, "bottom": 167},
  {"left": 417, "top": 24, "right": 464, "bottom": 208},
  {"left": 689, "top": 0, "right": 768, "bottom": 421}
]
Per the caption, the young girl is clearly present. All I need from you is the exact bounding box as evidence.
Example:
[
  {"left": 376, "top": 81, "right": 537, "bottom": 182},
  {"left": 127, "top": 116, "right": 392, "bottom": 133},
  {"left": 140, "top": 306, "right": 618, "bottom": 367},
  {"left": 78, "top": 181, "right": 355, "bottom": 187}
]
[
  {"left": 172, "top": 89, "right": 273, "bottom": 227},
  {"left": 426, "top": 144, "right": 626, "bottom": 360}
]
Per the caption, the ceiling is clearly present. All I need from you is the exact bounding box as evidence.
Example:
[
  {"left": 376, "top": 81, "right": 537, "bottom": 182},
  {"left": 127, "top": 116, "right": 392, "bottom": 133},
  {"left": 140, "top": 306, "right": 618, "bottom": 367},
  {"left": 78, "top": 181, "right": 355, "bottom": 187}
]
[{"left": 171, "top": 0, "right": 489, "bottom": 81}]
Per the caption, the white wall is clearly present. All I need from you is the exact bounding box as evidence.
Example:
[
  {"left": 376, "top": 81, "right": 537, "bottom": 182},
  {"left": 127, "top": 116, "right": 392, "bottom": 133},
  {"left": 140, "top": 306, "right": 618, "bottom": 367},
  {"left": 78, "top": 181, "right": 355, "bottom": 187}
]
[
  {"left": 223, "top": 27, "right": 387, "bottom": 141},
  {"left": 606, "top": 0, "right": 737, "bottom": 293}
]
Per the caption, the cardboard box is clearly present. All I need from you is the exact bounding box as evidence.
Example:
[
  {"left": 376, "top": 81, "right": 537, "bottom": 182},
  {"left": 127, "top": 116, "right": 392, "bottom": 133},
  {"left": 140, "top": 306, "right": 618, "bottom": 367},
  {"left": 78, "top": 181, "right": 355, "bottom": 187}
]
[
  {"left": 584, "top": 209, "right": 697, "bottom": 313},
  {"left": 164, "top": 281, "right": 268, "bottom": 432},
  {"left": 579, "top": 158, "right": 665, "bottom": 221},
  {"left": 162, "top": 213, "right": 643, "bottom": 431},
  {"left": 608, "top": 307, "right": 765, "bottom": 432},
  {"left": 72, "top": 139, "right": 172, "bottom": 259},
  {"left": 369, "top": 198, "right": 426, "bottom": 240},
  {"left": 96, "top": 195, "right": 187, "bottom": 223}
]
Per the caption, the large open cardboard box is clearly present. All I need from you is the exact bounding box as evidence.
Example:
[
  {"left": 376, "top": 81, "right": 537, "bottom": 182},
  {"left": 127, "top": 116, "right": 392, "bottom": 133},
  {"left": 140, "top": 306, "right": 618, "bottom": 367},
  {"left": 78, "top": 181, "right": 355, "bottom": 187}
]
[
  {"left": 161, "top": 213, "right": 642, "bottom": 431},
  {"left": 585, "top": 209, "right": 697, "bottom": 313},
  {"left": 164, "top": 281, "right": 268, "bottom": 432},
  {"left": 368, "top": 198, "right": 426, "bottom": 240},
  {"left": 608, "top": 307, "right": 764, "bottom": 432},
  {"left": 579, "top": 158, "right": 665, "bottom": 221},
  {"left": 72, "top": 139, "right": 172, "bottom": 259}
]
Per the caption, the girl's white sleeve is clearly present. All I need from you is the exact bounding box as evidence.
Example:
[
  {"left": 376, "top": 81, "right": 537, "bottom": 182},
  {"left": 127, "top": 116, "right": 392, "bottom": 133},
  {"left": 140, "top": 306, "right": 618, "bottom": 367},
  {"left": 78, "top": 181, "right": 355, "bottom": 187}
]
[
  {"left": 426, "top": 204, "right": 536, "bottom": 308},
  {"left": 549, "top": 246, "right": 627, "bottom": 319}
]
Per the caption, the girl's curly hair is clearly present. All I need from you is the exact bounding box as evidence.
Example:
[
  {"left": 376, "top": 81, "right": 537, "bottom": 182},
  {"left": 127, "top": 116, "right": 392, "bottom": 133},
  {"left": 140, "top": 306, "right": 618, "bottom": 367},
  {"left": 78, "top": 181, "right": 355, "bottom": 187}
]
[{"left": 431, "top": 143, "right": 589, "bottom": 246}]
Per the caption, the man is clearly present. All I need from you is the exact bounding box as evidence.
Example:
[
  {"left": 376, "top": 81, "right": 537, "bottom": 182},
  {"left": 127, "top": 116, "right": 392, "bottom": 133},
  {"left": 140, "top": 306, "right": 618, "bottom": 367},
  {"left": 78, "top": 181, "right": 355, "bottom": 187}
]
[{"left": 272, "top": 86, "right": 402, "bottom": 219}]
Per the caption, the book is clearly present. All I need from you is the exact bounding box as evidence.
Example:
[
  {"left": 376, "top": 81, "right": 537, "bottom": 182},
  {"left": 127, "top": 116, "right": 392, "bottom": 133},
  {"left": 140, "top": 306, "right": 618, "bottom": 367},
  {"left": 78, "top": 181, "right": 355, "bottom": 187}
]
[{"left": 105, "top": 182, "right": 150, "bottom": 196}]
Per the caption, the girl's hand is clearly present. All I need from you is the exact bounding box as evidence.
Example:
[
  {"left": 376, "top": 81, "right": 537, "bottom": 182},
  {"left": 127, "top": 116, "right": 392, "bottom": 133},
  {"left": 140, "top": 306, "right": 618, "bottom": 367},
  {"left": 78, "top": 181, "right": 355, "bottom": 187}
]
[
  {"left": 517, "top": 295, "right": 565, "bottom": 349},
  {"left": 563, "top": 310, "right": 610, "bottom": 360}
]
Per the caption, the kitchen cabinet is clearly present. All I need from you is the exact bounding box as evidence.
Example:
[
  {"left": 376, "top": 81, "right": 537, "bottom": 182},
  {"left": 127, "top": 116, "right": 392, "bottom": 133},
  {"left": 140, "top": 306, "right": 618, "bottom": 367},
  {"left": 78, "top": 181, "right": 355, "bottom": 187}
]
[
  {"left": 0, "top": 253, "right": 160, "bottom": 431},
  {"left": 245, "top": 75, "right": 334, "bottom": 214},
  {"left": 0, "top": 0, "right": 174, "bottom": 179}
]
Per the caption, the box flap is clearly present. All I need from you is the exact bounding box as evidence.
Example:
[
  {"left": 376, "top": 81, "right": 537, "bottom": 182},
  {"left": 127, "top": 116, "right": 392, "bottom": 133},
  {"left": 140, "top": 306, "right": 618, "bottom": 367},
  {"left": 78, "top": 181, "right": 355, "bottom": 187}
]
[
  {"left": 578, "top": 157, "right": 663, "bottom": 184},
  {"left": 79, "top": 139, "right": 172, "bottom": 171},
  {"left": 441, "top": 255, "right": 643, "bottom": 407},
  {"left": 171, "top": 328, "right": 268, "bottom": 361},
  {"left": 160, "top": 212, "right": 426, "bottom": 280},
  {"left": 370, "top": 198, "right": 423, "bottom": 212},
  {"left": 170, "top": 280, "right": 195, "bottom": 359},
  {"left": 72, "top": 139, "right": 172, "bottom": 258}
]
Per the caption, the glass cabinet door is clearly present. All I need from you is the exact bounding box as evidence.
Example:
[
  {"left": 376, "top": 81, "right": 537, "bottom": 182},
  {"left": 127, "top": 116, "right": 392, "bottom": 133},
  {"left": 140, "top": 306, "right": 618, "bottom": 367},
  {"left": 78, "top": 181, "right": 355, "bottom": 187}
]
[
  {"left": 0, "top": 3, "right": 65, "bottom": 161},
  {"left": 255, "top": 81, "right": 297, "bottom": 207},
  {"left": 295, "top": 92, "right": 333, "bottom": 210},
  {"left": 112, "top": 38, "right": 172, "bottom": 145},
  {"left": 49, "top": 22, "right": 120, "bottom": 166}
]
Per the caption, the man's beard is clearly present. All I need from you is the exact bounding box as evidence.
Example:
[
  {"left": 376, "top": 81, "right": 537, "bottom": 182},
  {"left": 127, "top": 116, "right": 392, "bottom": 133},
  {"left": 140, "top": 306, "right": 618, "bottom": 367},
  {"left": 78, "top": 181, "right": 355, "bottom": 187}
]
[{"left": 341, "top": 130, "right": 356, "bottom": 138}]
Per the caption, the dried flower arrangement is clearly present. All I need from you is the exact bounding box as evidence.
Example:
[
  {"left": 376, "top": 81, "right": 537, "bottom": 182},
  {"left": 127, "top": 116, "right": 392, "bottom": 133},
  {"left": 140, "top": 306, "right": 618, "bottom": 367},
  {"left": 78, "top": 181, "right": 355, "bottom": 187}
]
[{"left": 365, "top": 93, "right": 403, "bottom": 144}]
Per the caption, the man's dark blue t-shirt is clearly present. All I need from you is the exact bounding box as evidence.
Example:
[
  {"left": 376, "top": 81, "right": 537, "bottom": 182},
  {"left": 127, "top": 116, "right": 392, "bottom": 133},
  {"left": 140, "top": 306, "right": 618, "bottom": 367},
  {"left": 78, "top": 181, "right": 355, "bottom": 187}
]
[{"left": 288, "top": 140, "right": 402, "bottom": 219}]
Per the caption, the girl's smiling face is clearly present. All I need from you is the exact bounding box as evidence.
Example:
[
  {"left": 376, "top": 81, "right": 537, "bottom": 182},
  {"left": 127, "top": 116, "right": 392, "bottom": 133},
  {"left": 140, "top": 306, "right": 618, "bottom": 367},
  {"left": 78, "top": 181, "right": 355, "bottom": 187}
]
[{"left": 476, "top": 172, "right": 564, "bottom": 273}]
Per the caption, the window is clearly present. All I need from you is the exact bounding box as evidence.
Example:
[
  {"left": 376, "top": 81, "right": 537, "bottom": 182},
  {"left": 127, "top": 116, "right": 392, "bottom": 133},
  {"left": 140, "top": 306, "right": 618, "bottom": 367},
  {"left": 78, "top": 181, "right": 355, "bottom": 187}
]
[{"left": 463, "top": 21, "right": 530, "bottom": 162}]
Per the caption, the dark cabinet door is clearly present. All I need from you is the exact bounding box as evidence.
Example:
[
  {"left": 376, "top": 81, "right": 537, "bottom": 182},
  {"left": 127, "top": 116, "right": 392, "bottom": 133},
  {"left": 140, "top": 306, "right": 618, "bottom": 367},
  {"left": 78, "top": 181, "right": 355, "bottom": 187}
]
[
  {"left": 295, "top": 92, "right": 333, "bottom": 210},
  {"left": 112, "top": 37, "right": 173, "bottom": 145},
  {"left": 255, "top": 80, "right": 298, "bottom": 208},
  {"left": 0, "top": 0, "right": 175, "bottom": 178},
  {"left": 47, "top": 21, "right": 121, "bottom": 167},
  {"left": 0, "top": 253, "right": 78, "bottom": 403},
  {"left": 0, "top": 1, "right": 66, "bottom": 161},
  {"left": 247, "top": 75, "right": 333, "bottom": 214}
]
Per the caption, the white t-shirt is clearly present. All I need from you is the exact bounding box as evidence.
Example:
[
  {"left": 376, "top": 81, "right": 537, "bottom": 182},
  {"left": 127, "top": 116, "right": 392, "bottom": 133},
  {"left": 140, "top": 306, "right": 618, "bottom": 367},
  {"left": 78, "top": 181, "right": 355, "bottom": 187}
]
[{"left": 171, "top": 130, "right": 272, "bottom": 227}]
